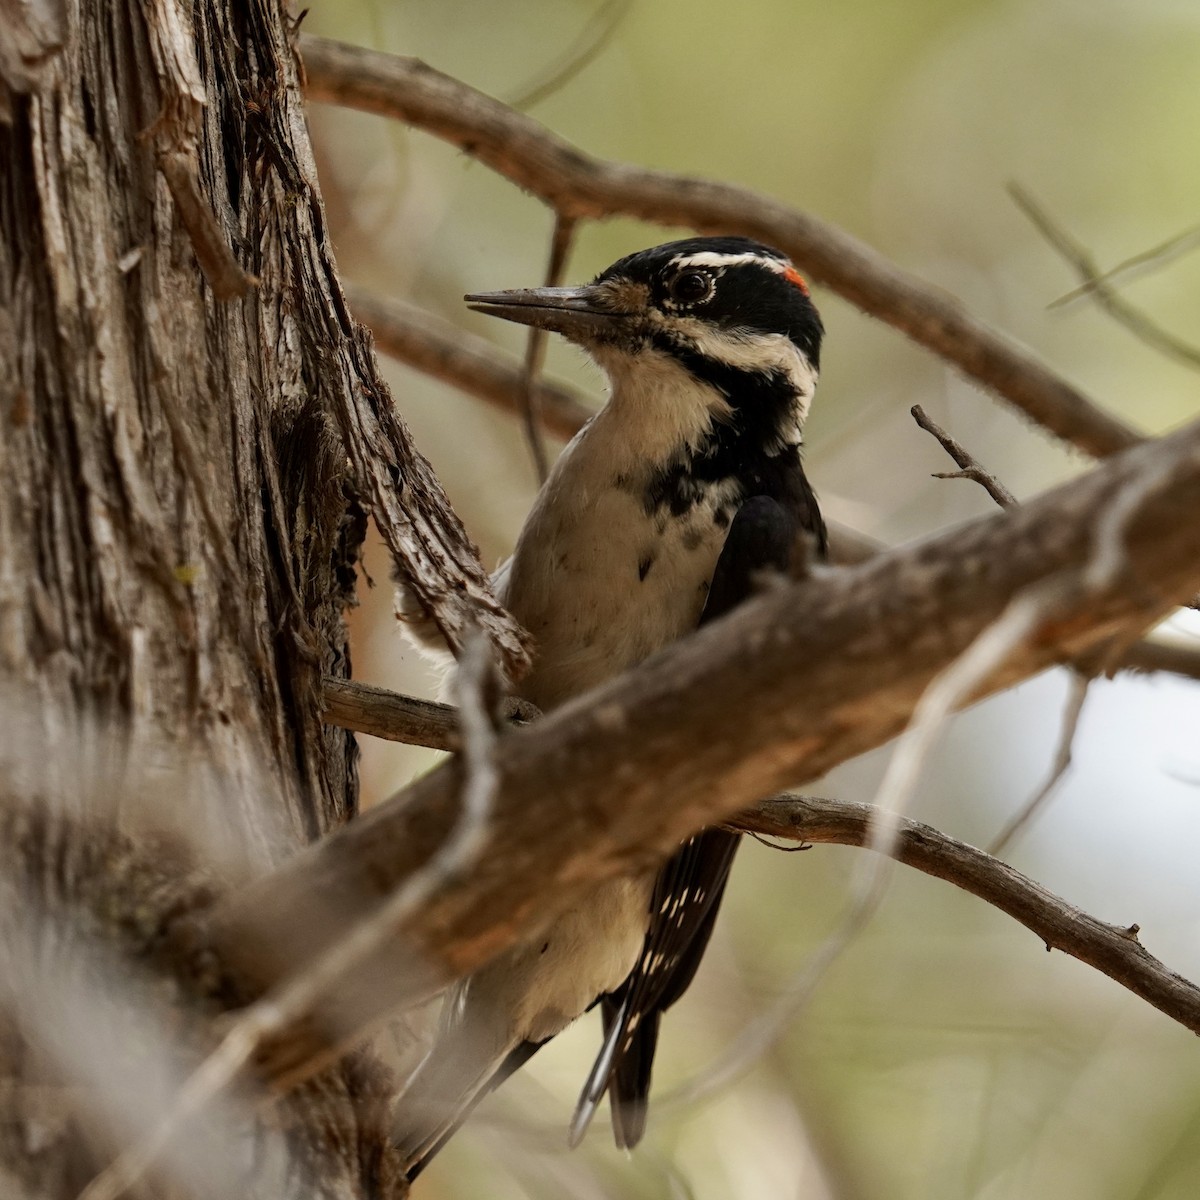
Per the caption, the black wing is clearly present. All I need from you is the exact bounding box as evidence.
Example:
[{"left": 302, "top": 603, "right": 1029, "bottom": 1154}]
[{"left": 572, "top": 490, "right": 825, "bottom": 1148}]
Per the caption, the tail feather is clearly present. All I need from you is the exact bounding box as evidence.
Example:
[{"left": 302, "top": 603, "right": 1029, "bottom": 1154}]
[
  {"left": 607, "top": 1009, "right": 660, "bottom": 1150},
  {"left": 569, "top": 992, "right": 631, "bottom": 1148},
  {"left": 570, "top": 829, "right": 740, "bottom": 1150},
  {"left": 400, "top": 1038, "right": 544, "bottom": 1180}
]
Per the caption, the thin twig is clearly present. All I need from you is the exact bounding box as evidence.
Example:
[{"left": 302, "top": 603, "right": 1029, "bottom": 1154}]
[
  {"left": 911, "top": 397, "right": 1196, "bottom": 614},
  {"left": 80, "top": 634, "right": 502, "bottom": 1200},
  {"left": 520, "top": 213, "right": 578, "bottom": 482},
  {"left": 1011, "top": 183, "right": 1200, "bottom": 371},
  {"left": 989, "top": 671, "right": 1090, "bottom": 855},
  {"left": 507, "top": 0, "right": 633, "bottom": 111},
  {"left": 912, "top": 404, "right": 1017, "bottom": 508},
  {"left": 1053, "top": 221, "right": 1200, "bottom": 308},
  {"left": 300, "top": 35, "right": 1144, "bottom": 461}
]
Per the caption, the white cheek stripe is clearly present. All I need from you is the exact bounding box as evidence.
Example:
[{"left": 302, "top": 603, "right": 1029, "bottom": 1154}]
[
  {"left": 647, "top": 313, "right": 817, "bottom": 384},
  {"left": 661, "top": 320, "right": 818, "bottom": 435}
]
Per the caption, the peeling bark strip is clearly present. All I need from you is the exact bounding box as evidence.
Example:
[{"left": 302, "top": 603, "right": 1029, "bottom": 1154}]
[{"left": 204, "top": 416, "right": 1200, "bottom": 1087}]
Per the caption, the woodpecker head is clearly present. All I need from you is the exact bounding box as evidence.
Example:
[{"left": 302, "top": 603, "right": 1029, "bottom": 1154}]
[
  {"left": 468, "top": 237, "right": 824, "bottom": 518},
  {"left": 467, "top": 238, "right": 821, "bottom": 411}
]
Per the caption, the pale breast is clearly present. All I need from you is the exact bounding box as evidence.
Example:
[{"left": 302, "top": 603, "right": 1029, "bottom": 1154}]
[{"left": 499, "top": 454, "right": 729, "bottom": 711}]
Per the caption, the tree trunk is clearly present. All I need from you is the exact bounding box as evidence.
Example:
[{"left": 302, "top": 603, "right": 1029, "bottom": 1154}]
[{"left": 0, "top": 2, "right": 477, "bottom": 1195}]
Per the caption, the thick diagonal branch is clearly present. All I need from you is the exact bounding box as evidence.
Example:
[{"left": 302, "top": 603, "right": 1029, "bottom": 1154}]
[
  {"left": 301, "top": 35, "right": 1141, "bottom": 460},
  {"left": 198, "top": 416, "right": 1200, "bottom": 1085}
]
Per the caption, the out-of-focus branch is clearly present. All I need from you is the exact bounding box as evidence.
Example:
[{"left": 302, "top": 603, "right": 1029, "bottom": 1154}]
[
  {"left": 346, "top": 284, "right": 593, "bottom": 442},
  {"left": 1118, "top": 639, "right": 1200, "bottom": 682},
  {"left": 1053, "top": 221, "right": 1200, "bottom": 307},
  {"left": 77, "top": 630, "right": 507, "bottom": 1200},
  {"left": 735, "top": 794, "right": 1200, "bottom": 1034},
  {"left": 506, "top": 0, "right": 633, "bottom": 110},
  {"left": 1012, "top": 185, "right": 1200, "bottom": 372},
  {"left": 198, "top": 416, "right": 1200, "bottom": 1088},
  {"left": 518, "top": 212, "right": 578, "bottom": 482},
  {"left": 301, "top": 35, "right": 1143, "bottom": 461},
  {"left": 988, "top": 672, "right": 1090, "bottom": 855}
]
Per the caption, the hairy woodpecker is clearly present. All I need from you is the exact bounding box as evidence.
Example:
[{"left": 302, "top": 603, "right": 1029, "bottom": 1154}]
[{"left": 395, "top": 236, "right": 826, "bottom": 1175}]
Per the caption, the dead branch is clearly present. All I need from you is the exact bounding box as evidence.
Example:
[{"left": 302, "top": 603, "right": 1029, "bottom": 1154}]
[
  {"left": 200, "top": 415, "right": 1200, "bottom": 1087},
  {"left": 912, "top": 403, "right": 1017, "bottom": 507},
  {"left": 736, "top": 795, "right": 1200, "bottom": 1034},
  {"left": 321, "top": 627, "right": 1200, "bottom": 755},
  {"left": 323, "top": 678, "right": 460, "bottom": 752},
  {"left": 662, "top": 590, "right": 1066, "bottom": 1109},
  {"left": 301, "top": 35, "right": 1142, "bottom": 460}
]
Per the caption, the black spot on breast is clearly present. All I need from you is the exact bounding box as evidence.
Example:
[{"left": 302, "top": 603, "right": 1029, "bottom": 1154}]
[
  {"left": 682, "top": 527, "right": 704, "bottom": 551},
  {"left": 638, "top": 555, "right": 655, "bottom": 581},
  {"left": 714, "top": 507, "right": 731, "bottom": 529},
  {"left": 540, "top": 942, "right": 550, "bottom": 954}
]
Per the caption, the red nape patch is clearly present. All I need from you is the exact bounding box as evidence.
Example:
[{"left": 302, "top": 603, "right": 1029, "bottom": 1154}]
[{"left": 783, "top": 264, "right": 810, "bottom": 296}]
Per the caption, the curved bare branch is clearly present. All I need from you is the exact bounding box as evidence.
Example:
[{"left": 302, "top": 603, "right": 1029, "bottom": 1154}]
[{"left": 302, "top": 35, "right": 1142, "bottom": 460}]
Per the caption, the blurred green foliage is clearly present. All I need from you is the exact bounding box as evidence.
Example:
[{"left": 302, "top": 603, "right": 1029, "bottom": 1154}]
[{"left": 304, "top": 2, "right": 1200, "bottom": 1196}]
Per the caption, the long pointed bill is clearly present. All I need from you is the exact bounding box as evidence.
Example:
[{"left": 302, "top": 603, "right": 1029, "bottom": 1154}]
[{"left": 465, "top": 285, "right": 623, "bottom": 338}]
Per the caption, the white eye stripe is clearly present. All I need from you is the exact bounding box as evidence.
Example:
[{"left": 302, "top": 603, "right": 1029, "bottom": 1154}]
[{"left": 667, "top": 251, "right": 789, "bottom": 274}]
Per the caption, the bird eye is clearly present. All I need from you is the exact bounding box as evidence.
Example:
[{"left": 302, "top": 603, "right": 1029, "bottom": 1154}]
[{"left": 668, "top": 271, "right": 713, "bottom": 304}]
